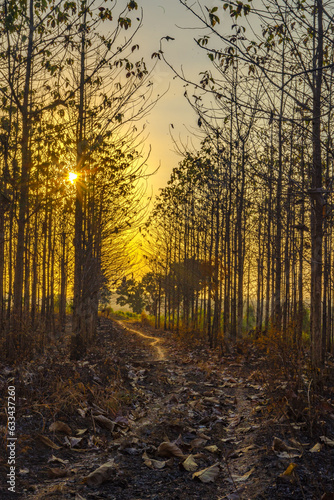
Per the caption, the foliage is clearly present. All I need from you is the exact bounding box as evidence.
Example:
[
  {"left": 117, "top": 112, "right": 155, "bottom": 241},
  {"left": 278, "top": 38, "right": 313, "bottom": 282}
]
[
  {"left": 99, "top": 286, "right": 113, "bottom": 309},
  {"left": 116, "top": 278, "right": 147, "bottom": 314}
]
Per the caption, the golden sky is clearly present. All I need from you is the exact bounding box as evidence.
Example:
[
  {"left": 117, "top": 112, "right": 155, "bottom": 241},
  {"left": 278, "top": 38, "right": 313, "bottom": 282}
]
[{"left": 136, "top": 0, "right": 214, "bottom": 194}]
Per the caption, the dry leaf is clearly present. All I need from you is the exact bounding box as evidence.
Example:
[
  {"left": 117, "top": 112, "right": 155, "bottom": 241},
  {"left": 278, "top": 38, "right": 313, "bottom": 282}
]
[
  {"left": 93, "top": 415, "right": 115, "bottom": 431},
  {"left": 19, "top": 468, "right": 29, "bottom": 475},
  {"left": 49, "top": 421, "right": 71, "bottom": 435},
  {"left": 310, "top": 443, "right": 322, "bottom": 453},
  {"left": 320, "top": 436, "right": 334, "bottom": 447},
  {"left": 289, "top": 438, "right": 303, "bottom": 449},
  {"left": 221, "top": 437, "right": 236, "bottom": 443},
  {"left": 64, "top": 436, "right": 83, "bottom": 448},
  {"left": 272, "top": 437, "right": 295, "bottom": 452},
  {"left": 281, "top": 463, "right": 297, "bottom": 476},
  {"left": 182, "top": 455, "right": 198, "bottom": 472},
  {"left": 192, "top": 463, "right": 220, "bottom": 483},
  {"left": 197, "top": 431, "right": 211, "bottom": 440},
  {"left": 47, "top": 467, "right": 68, "bottom": 479},
  {"left": 204, "top": 397, "right": 220, "bottom": 404},
  {"left": 232, "top": 467, "right": 255, "bottom": 482},
  {"left": 78, "top": 408, "right": 87, "bottom": 418},
  {"left": 36, "top": 434, "right": 61, "bottom": 450},
  {"left": 227, "top": 415, "right": 241, "bottom": 429},
  {"left": 205, "top": 445, "right": 219, "bottom": 453},
  {"left": 272, "top": 437, "right": 301, "bottom": 457},
  {"left": 190, "top": 438, "right": 207, "bottom": 450},
  {"left": 48, "top": 455, "right": 69, "bottom": 465},
  {"left": 142, "top": 451, "right": 166, "bottom": 469},
  {"left": 157, "top": 441, "right": 185, "bottom": 459},
  {"left": 84, "top": 460, "right": 116, "bottom": 487},
  {"left": 276, "top": 451, "right": 301, "bottom": 459},
  {"left": 76, "top": 428, "right": 88, "bottom": 436}
]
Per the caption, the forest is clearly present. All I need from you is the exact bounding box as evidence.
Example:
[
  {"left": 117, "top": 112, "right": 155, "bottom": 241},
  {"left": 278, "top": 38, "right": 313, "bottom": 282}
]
[{"left": 1, "top": 0, "right": 334, "bottom": 499}]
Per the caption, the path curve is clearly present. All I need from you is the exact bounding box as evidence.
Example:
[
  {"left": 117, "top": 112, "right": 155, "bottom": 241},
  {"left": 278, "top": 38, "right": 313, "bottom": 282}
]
[{"left": 115, "top": 320, "right": 166, "bottom": 361}]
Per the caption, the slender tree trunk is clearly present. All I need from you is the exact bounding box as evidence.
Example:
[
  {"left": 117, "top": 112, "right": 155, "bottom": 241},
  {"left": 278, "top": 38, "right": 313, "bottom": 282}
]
[
  {"left": 13, "top": 0, "right": 34, "bottom": 334},
  {"left": 310, "top": 0, "right": 324, "bottom": 369},
  {"left": 71, "top": 4, "right": 87, "bottom": 358}
]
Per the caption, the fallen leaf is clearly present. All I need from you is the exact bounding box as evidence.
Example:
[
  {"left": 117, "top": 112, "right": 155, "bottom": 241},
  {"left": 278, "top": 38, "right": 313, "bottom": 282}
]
[
  {"left": 64, "top": 436, "right": 83, "bottom": 448},
  {"left": 36, "top": 434, "right": 61, "bottom": 450},
  {"left": 320, "top": 436, "right": 334, "bottom": 447},
  {"left": 204, "top": 397, "right": 220, "bottom": 404},
  {"left": 272, "top": 437, "right": 301, "bottom": 457},
  {"left": 232, "top": 444, "right": 256, "bottom": 457},
  {"left": 276, "top": 451, "right": 301, "bottom": 459},
  {"left": 289, "top": 438, "right": 304, "bottom": 449},
  {"left": 114, "top": 415, "right": 129, "bottom": 427},
  {"left": 48, "top": 455, "right": 69, "bottom": 465},
  {"left": 142, "top": 451, "right": 166, "bottom": 469},
  {"left": 197, "top": 431, "right": 211, "bottom": 440},
  {"left": 93, "top": 415, "right": 115, "bottom": 431},
  {"left": 231, "top": 467, "right": 255, "bottom": 482},
  {"left": 205, "top": 445, "right": 219, "bottom": 453},
  {"left": 227, "top": 415, "right": 241, "bottom": 429},
  {"left": 78, "top": 408, "right": 87, "bottom": 418},
  {"left": 223, "top": 377, "right": 238, "bottom": 384},
  {"left": 157, "top": 441, "right": 185, "bottom": 459},
  {"left": 190, "top": 438, "right": 207, "bottom": 450},
  {"left": 182, "top": 455, "right": 198, "bottom": 472},
  {"left": 310, "top": 443, "right": 322, "bottom": 453},
  {"left": 76, "top": 428, "right": 88, "bottom": 436},
  {"left": 19, "top": 468, "right": 29, "bottom": 475},
  {"left": 49, "top": 421, "right": 72, "bottom": 435},
  {"left": 192, "top": 463, "right": 220, "bottom": 483},
  {"left": 47, "top": 467, "right": 68, "bottom": 479},
  {"left": 84, "top": 460, "right": 116, "bottom": 486},
  {"left": 281, "top": 463, "right": 297, "bottom": 476},
  {"left": 221, "top": 437, "right": 236, "bottom": 443}
]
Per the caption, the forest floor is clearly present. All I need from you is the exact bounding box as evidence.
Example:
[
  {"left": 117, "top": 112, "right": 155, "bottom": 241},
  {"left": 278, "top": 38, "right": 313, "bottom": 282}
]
[{"left": 1, "top": 317, "right": 334, "bottom": 499}]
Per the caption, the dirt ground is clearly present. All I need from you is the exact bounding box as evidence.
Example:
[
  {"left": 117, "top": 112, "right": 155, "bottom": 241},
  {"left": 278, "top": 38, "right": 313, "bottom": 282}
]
[{"left": 1, "top": 318, "right": 334, "bottom": 499}]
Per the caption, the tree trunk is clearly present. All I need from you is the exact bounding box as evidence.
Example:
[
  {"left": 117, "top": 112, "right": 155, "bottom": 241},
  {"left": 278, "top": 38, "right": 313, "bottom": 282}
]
[{"left": 310, "top": 0, "right": 324, "bottom": 369}]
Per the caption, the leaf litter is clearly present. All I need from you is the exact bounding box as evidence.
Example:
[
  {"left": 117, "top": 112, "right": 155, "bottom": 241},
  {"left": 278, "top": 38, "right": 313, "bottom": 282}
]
[{"left": 6, "top": 317, "right": 334, "bottom": 499}]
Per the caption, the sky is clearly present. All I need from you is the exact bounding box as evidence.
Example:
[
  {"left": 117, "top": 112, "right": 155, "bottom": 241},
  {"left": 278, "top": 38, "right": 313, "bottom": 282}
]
[{"left": 134, "top": 0, "right": 214, "bottom": 195}]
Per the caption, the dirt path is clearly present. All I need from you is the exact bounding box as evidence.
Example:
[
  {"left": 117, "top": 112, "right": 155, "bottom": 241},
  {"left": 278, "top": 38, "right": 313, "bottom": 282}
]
[
  {"left": 7, "top": 318, "right": 333, "bottom": 499},
  {"left": 114, "top": 320, "right": 167, "bottom": 361},
  {"left": 80, "top": 320, "right": 277, "bottom": 499}
]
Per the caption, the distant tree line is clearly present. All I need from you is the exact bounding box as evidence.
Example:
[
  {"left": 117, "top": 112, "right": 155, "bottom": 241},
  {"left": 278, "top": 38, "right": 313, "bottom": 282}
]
[{"left": 143, "top": 0, "right": 334, "bottom": 369}]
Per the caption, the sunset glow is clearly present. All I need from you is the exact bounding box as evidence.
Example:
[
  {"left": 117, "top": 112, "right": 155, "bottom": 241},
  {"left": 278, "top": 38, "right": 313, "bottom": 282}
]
[{"left": 68, "top": 172, "right": 78, "bottom": 184}]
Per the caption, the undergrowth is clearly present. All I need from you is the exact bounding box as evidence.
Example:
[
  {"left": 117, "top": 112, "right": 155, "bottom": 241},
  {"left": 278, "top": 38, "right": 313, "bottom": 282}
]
[{"left": 236, "top": 328, "right": 334, "bottom": 438}]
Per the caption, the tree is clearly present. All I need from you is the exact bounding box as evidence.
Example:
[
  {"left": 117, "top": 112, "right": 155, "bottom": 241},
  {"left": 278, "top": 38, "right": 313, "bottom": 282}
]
[
  {"left": 116, "top": 277, "right": 146, "bottom": 314},
  {"left": 0, "top": 0, "right": 157, "bottom": 358},
  {"left": 173, "top": 0, "right": 334, "bottom": 368}
]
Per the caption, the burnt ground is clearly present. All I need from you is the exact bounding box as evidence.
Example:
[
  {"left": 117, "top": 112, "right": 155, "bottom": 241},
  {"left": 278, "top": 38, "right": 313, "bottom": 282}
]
[{"left": 1, "top": 317, "right": 334, "bottom": 499}]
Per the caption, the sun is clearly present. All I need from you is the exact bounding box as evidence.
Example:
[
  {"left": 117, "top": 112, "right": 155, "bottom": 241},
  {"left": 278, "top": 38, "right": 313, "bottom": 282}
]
[{"left": 68, "top": 172, "right": 78, "bottom": 184}]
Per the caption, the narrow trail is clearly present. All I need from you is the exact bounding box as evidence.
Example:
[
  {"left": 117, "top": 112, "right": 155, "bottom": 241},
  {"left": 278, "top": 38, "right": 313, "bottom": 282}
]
[
  {"left": 115, "top": 319, "right": 166, "bottom": 361},
  {"left": 107, "top": 319, "right": 273, "bottom": 499},
  {"left": 17, "top": 318, "right": 328, "bottom": 500}
]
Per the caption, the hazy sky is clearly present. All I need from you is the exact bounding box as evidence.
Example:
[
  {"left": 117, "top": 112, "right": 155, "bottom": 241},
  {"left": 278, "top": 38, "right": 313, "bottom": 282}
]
[{"left": 135, "top": 0, "right": 213, "bottom": 195}]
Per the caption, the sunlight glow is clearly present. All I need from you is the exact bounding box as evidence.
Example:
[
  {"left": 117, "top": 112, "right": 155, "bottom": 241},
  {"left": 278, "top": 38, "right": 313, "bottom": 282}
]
[{"left": 68, "top": 172, "right": 78, "bottom": 184}]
